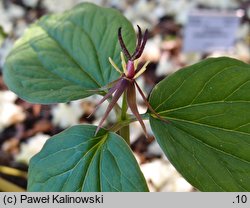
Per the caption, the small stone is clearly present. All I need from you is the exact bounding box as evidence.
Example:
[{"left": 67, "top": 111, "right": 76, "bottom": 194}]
[
  {"left": 7, "top": 4, "right": 25, "bottom": 19},
  {"left": 147, "top": 140, "right": 164, "bottom": 156},
  {"left": 0, "top": 39, "right": 14, "bottom": 68},
  {"left": 0, "top": 91, "right": 26, "bottom": 132},
  {"left": 155, "top": 52, "right": 173, "bottom": 76},
  {"left": 15, "top": 133, "right": 50, "bottom": 164},
  {"left": 52, "top": 100, "right": 84, "bottom": 129},
  {"left": 140, "top": 159, "right": 171, "bottom": 190},
  {"left": 23, "top": 0, "right": 39, "bottom": 8},
  {"left": 141, "top": 35, "right": 161, "bottom": 62},
  {"left": 140, "top": 158, "right": 193, "bottom": 192}
]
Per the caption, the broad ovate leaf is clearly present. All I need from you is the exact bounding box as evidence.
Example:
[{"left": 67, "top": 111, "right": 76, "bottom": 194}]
[
  {"left": 3, "top": 3, "right": 136, "bottom": 103},
  {"left": 28, "top": 125, "right": 148, "bottom": 192},
  {"left": 149, "top": 57, "right": 250, "bottom": 191}
]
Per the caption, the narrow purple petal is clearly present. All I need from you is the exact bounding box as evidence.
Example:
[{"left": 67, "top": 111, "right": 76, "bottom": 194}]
[
  {"left": 134, "top": 81, "right": 170, "bottom": 124},
  {"left": 86, "top": 77, "right": 122, "bottom": 93},
  {"left": 126, "top": 82, "right": 149, "bottom": 138},
  {"left": 132, "top": 29, "right": 148, "bottom": 60},
  {"left": 95, "top": 78, "right": 129, "bottom": 136},
  {"left": 131, "top": 25, "right": 142, "bottom": 58},
  {"left": 88, "top": 78, "right": 123, "bottom": 118},
  {"left": 118, "top": 27, "right": 131, "bottom": 60}
]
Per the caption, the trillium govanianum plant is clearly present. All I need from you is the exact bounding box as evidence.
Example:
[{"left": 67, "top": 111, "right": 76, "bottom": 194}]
[
  {"left": 90, "top": 25, "right": 167, "bottom": 138},
  {"left": 3, "top": 3, "right": 250, "bottom": 192}
]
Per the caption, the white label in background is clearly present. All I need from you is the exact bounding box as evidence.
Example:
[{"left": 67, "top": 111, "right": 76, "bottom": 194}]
[{"left": 183, "top": 10, "right": 242, "bottom": 52}]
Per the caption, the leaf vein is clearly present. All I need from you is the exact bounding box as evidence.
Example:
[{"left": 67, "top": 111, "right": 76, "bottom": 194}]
[
  {"left": 224, "top": 80, "right": 250, "bottom": 100},
  {"left": 37, "top": 21, "right": 101, "bottom": 88},
  {"left": 67, "top": 19, "right": 106, "bottom": 85},
  {"left": 171, "top": 121, "right": 250, "bottom": 164},
  {"left": 190, "top": 65, "right": 238, "bottom": 104}
]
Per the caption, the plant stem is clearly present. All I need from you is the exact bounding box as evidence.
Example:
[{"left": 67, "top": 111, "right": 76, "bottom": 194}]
[
  {"left": 120, "top": 92, "right": 128, "bottom": 121},
  {"left": 110, "top": 113, "right": 149, "bottom": 133},
  {"left": 118, "top": 92, "right": 130, "bottom": 145}
]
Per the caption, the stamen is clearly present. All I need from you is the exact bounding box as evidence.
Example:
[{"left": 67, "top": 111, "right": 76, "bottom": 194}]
[
  {"left": 134, "top": 59, "right": 139, "bottom": 70},
  {"left": 120, "top": 52, "right": 127, "bottom": 75},
  {"left": 134, "top": 61, "right": 150, "bottom": 79},
  {"left": 109, "top": 57, "right": 123, "bottom": 74}
]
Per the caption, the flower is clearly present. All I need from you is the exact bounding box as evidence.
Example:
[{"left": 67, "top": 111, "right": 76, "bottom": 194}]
[{"left": 90, "top": 26, "right": 166, "bottom": 138}]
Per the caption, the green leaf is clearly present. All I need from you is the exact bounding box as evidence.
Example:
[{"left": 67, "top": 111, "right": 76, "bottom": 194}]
[
  {"left": 28, "top": 125, "right": 148, "bottom": 192},
  {"left": 149, "top": 57, "right": 250, "bottom": 191},
  {"left": 3, "top": 3, "right": 136, "bottom": 103}
]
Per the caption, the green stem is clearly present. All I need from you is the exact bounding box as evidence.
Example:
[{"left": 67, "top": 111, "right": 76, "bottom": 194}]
[
  {"left": 120, "top": 92, "right": 128, "bottom": 120},
  {"left": 118, "top": 93, "right": 130, "bottom": 145},
  {"left": 110, "top": 113, "right": 149, "bottom": 135}
]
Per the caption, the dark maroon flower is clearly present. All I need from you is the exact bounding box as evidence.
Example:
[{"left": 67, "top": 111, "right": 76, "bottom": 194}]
[{"left": 90, "top": 26, "right": 166, "bottom": 138}]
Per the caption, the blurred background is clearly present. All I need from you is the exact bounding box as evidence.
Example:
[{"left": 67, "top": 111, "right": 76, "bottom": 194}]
[{"left": 0, "top": 0, "right": 249, "bottom": 192}]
